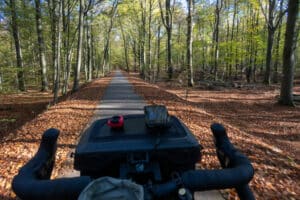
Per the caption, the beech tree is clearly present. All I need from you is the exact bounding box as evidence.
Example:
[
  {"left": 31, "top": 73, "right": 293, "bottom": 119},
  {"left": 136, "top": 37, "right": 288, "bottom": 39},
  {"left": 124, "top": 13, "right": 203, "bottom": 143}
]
[
  {"left": 7, "top": 0, "right": 25, "bottom": 91},
  {"left": 72, "top": 0, "right": 84, "bottom": 92},
  {"left": 212, "top": 0, "right": 223, "bottom": 81},
  {"left": 279, "top": 0, "right": 299, "bottom": 106},
  {"left": 259, "top": 0, "right": 287, "bottom": 85},
  {"left": 34, "top": 0, "right": 48, "bottom": 91},
  {"left": 159, "top": 0, "right": 174, "bottom": 79},
  {"left": 186, "top": 0, "right": 194, "bottom": 86}
]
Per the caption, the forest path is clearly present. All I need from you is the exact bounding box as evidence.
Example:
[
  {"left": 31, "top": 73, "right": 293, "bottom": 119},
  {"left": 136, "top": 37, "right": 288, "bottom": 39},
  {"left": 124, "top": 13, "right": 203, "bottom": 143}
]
[{"left": 93, "top": 70, "right": 146, "bottom": 120}]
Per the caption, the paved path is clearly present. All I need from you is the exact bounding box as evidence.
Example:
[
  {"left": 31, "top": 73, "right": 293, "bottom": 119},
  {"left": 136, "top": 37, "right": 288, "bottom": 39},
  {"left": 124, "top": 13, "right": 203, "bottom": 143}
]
[
  {"left": 65, "top": 71, "right": 223, "bottom": 199},
  {"left": 94, "top": 70, "right": 146, "bottom": 120}
]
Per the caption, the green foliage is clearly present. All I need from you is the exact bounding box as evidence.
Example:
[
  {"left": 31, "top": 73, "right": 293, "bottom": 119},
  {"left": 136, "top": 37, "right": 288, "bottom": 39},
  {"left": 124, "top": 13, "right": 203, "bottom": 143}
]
[{"left": 0, "top": 0, "right": 297, "bottom": 92}]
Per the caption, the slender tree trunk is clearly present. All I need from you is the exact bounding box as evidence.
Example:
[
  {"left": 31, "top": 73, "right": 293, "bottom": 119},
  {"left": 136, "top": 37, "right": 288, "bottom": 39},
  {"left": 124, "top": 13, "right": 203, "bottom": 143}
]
[
  {"left": 177, "top": 22, "right": 181, "bottom": 68},
  {"left": 273, "top": 26, "right": 281, "bottom": 83},
  {"left": 35, "top": 0, "right": 48, "bottom": 91},
  {"left": 73, "top": 0, "right": 84, "bottom": 92},
  {"left": 102, "top": 38, "right": 109, "bottom": 75},
  {"left": 166, "top": 26, "right": 172, "bottom": 79},
  {"left": 48, "top": 0, "right": 58, "bottom": 92},
  {"left": 86, "top": 14, "right": 92, "bottom": 81},
  {"left": 62, "top": 0, "right": 72, "bottom": 94},
  {"left": 139, "top": 0, "right": 146, "bottom": 78},
  {"left": 88, "top": 25, "right": 92, "bottom": 81},
  {"left": 260, "top": 0, "right": 286, "bottom": 85},
  {"left": 213, "top": 0, "right": 222, "bottom": 81},
  {"left": 9, "top": 0, "right": 25, "bottom": 91},
  {"left": 264, "top": 28, "right": 275, "bottom": 84},
  {"left": 54, "top": 0, "right": 62, "bottom": 103},
  {"left": 148, "top": 0, "right": 153, "bottom": 81},
  {"left": 83, "top": 13, "right": 88, "bottom": 81},
  {"left": 133, "top": 40, "right": 137, "bottom": 72},
  {"left": 225, "top": 11, "right": 230, "bottom": 80},
  {"left": 0, "top": 71, "right": 2, "bottom": 91},
  {"left": 272, "top": 0, "right": 284, "bottom": 83},
  {"left": 119, "top": 19, "right": 129, "bottom": 72},
  {"left": 187, "top": 0, "right": 194, "bottom": 87},
  {"left": 166, "top": 0, "right": 173, "bottom": 79},
  {"left": 279, "top": 0, "right": 299, "bottom": 106},
  {"left": 229, "top": 0, "right": 237, "bottom": 79},
  {"left": 102, "top": 0, "right": 118, "bottom": 76},
  {"left": 91, "top": 27, "right": 96, "bottom": 79},
  {"left": 159, "top": 0, "right": 173, "bottom": 79},
  {"left": 156, "top": 25, "right": 161, "bottom": 79}
]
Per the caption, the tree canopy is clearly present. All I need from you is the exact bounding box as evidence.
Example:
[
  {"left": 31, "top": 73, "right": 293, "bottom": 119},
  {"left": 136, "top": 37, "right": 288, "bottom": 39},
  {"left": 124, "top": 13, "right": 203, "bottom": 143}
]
[{"left": 0, "top": 0, "right": 298, "bottom": 103}]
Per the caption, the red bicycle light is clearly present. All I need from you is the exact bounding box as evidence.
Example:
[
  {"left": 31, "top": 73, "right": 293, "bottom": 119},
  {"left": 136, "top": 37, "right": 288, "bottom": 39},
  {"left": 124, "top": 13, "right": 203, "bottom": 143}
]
[{"left": 107, "top": 115, "right": 124, "bottom": 129}]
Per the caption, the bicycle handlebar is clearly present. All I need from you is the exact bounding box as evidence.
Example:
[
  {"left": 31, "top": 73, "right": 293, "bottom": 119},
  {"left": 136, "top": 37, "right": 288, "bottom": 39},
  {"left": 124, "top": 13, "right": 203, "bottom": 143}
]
[
  {"left": 12, "top": 129, "right": 91, "bottom": 200},
  {"left": 12, "top": 124, "right": 255, "bottom": 200},
  {"left": 148, "top": 124, "right": 255, "bottom": 200}
]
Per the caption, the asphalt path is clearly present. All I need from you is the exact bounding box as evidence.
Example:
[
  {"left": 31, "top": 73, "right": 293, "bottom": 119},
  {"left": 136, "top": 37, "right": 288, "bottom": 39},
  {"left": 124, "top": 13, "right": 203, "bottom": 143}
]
[{"left": 94, "top": 70, "right": 146, "bottom": 120}]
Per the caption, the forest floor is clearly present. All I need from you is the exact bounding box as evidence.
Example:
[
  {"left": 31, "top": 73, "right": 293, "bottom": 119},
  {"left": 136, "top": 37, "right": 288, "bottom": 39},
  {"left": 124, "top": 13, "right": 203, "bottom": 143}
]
[
  {"left": 0, "top": 75, "right": 112, "bottom": 199},
  {"left": 127, "top": 72, "right": 300, "bottom": 200},
  {"left": 0, "top": 91, "right": 53, "bottom": 139},
  {"left": 0, "top": 71, "right": 299, "bottom": 200}
]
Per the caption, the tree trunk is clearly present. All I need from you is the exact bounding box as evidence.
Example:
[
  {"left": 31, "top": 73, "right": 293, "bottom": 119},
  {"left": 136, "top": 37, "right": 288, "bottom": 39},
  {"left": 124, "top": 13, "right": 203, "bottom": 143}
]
[
  {"left": 159, "top": 0, "right": 173, "bottom": 79},
  {"left": 260, "top": 0, "right": 286, "bottom": 85},
  {"left": 213, "top": 0, "right": 222, "bottom": 81},
  {"left": 187, "top": 0, "right": 194, "bottom": 87},
  {"left": 62, "top": 0, "right": 72, "bottom": 94},
  {"left": 9, "top": 0, "right": 26, "bottom": 91},
  {"left": 102, "top": 38, "right": 109, "bottom": 76},
  {"left": 72, "top": 0, "right": 84, "bottom": 92},
  {"left": 54, "top": 0, "right": 62, "bottom": 103},
  {"left": 229, "top": 0, "right": 237, "bottom": 79},
  {"left": 119, "top": 19, "right": 129, "bottom": 72},
  {"left": 235, "top": 17, "right": 239, "bottom": 79},
  {"left": 88, "top": 25, "right": 92, "bottom": 81},
  {"left": 0, "top": 70, "right": 3, "bottom": 91},
  {"left": 272, "top": 0, "right": 284, "bottom": 83},
  {"left": 166, "top": 26, "right": 172, "bottom": 79},
  {"left": 156, "top": 25, "right": 161, "bottom": 79},
  {"left": 35, "top": 0, "right": 48, "bottom": 91},
  {"left": 102, "top": 0, "right": 118, "bottom": 76},
  {"left": 86, "top": 14, "right": 92, "bottom": 82},
  {"left": 279, "top": 0, "right": 299, "bottom": 106},
  {"left": 264, "top": 27, "right": 275, "bottom": 84},
  {"left": 48, "top": 0, "right": 58, "bottom": 92},
  {"left": 148, "top": 0, "right": 153, "bottom": 81},
  {"left": 166, "top": 0, "right": 173, "bottom": 79},
  {"left": 273, "top": 26, "right": 281, "bottom": 83},
  {"left": 139, "top": 0, "right": 146, "bottom": 78},
  {"left": 133, "top": 40, "right": 137, "bottom": 72},
  {"left": 91, "top": 28, "right": 96, "bottom": 79}
]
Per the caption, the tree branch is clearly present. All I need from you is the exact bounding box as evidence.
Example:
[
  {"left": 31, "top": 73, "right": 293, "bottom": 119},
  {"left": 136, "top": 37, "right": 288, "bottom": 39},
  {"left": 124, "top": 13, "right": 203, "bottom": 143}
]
[
  {"left": 158, "top": 0, "right": 167, "bottom": 28},
  {"left": 274, "top": 8, "right": 287, "bottom": 29},
  {"left": 258, "top": 0, "right": 269, "bottom": 24}
]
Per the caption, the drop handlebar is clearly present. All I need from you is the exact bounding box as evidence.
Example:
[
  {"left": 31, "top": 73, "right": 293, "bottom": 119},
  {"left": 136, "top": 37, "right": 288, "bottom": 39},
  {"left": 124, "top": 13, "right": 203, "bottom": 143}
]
[
  {"left": 12, "top": 124, "right": 255, "bottom": 200},
  {"left": 149, "top": 123, "right": 255, "bottom": 200}
]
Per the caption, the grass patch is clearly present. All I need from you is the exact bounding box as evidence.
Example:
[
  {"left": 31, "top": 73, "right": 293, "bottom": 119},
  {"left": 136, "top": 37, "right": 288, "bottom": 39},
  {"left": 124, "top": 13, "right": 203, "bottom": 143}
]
[{"left": 0, "top": 118, "right": 16, "bottom": 123}]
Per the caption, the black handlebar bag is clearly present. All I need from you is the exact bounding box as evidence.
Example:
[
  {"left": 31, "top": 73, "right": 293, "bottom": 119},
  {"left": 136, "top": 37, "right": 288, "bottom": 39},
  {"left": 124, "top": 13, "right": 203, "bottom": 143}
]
[{"left": 144, "top": 105, "right": 171, "bottom": 129}]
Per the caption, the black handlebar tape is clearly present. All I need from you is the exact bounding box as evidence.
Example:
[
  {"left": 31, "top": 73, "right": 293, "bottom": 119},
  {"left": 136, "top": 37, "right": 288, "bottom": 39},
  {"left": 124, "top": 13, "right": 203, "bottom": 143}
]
[
  {"left": 141, "top": 123, "right": 255, "bottom": 200},
  {"left": 181, "top": 155, "right": 254, "bottom": 191},
  {"left": 211, "top": 123, "right": 255, "bottom": 200},
  {"left": 12, "top": 128, "right": 91, "bottom": 200},
  {"left": 236, "top": 184, "right": 256, "bottom": 200}
]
